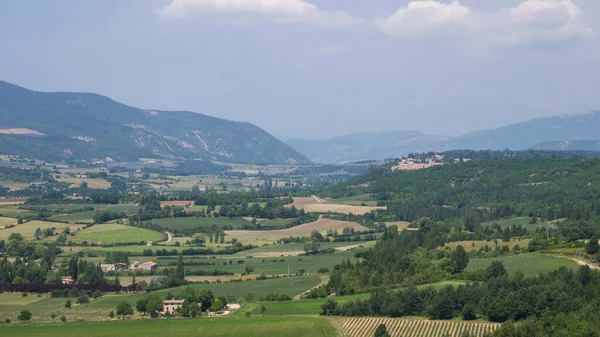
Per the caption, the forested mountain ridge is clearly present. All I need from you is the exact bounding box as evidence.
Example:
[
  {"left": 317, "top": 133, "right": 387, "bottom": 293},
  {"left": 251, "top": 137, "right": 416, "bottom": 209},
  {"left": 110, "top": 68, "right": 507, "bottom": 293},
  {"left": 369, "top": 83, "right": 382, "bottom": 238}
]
[
  {"left": 288, "top": 112, "right": 600, "bottom": 163},
  {"left": 0, "top": 81, "right": 311, "bottom": 164},
  {"left": 533, "top": 140, "right": 600, "bottom": 152},
  {"left": 325, "top": 156, "right": 600, "bottom": 224}
]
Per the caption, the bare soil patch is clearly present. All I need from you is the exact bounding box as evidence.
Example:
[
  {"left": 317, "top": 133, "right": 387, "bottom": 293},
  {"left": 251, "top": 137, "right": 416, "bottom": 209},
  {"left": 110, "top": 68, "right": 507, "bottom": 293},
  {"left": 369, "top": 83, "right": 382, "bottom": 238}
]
[
  {"left": 225, "top": 216, "right": 367, "bottom": 237},
  {"left": 291, "top": 197, "right": 385, "bottom": 215},
  {"left": 0, "top": 128, "right": 45, "bottom": 136},
  {"left": 160, "top": 200, "right": 193, "bottom": 207}
]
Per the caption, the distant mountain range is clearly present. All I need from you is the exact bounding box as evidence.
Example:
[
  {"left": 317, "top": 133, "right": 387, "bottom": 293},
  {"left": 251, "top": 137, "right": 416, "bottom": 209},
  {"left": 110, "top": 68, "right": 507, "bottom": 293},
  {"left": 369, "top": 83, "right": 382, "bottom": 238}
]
[
  {"left": 532, "top": 140, "right": 600, "bottom": 152},
  {"left": 0, "top": 81, "right": 311, "bottom": 164},
  {"left": 285, "top": 112, "right": 600, "bottom": 163}
]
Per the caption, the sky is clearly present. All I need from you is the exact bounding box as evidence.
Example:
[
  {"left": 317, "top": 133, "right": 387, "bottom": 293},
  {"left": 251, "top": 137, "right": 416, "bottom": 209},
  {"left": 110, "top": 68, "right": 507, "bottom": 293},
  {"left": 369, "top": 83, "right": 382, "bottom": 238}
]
[{"left": 1, "top": 0, "right": 600, "bottom": 140}]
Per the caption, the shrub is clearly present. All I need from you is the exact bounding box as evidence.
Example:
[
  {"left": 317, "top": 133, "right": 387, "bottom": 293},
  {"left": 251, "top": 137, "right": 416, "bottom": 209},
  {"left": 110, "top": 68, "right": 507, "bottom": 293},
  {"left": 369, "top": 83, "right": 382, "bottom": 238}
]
[
  {"left": 51, "top": 313, "right": 56, "bottom": 319},
  {"left": 5, "top": 318, "right": 10, "bottom": 323},
  {"left": 60, "top": 316, "right": 66, "bottom": 322},
  {"left": 77, "top": 294, "right": 90, "bottom": 304},
  {"left": 65, "top": 300, "right": 72, "bottom": 308},
  {"left": 21, "top": 292, "right": 27, "bottom": 297},
  {"left": 18, "top": 310, "right": 32, "bottom": 322}
]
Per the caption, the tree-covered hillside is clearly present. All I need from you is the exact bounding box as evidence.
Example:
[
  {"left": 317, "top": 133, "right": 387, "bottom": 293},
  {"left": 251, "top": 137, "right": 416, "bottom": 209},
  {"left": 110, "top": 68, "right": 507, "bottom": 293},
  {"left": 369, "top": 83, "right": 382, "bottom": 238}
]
[
  {"left": 326, "top": 156, "right": 600, "bottom": 223},
  {"left": 0, "top": 81, "right": 311, "bottom": 164}
]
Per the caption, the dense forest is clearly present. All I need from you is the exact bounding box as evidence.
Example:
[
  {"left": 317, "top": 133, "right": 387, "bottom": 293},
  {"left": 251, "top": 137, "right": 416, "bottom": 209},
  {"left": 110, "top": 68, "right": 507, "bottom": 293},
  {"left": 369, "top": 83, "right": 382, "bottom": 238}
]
[{"left": 326, "top": 158, "right": 600, "bottom": 223}]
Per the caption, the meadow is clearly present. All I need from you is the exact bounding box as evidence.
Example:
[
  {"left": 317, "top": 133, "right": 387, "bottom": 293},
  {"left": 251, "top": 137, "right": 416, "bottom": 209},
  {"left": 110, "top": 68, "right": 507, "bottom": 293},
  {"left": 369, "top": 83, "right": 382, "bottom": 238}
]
[
  {"left": 465, "top": 253, "right": 578, "bottom": 276},
  {"left": 235, "top": 293, "right": 370, "bottom": 316},
  {"left": 0, "top": 220, "right": 84, "bottom": 240},
  {"left": 51, "top": 211, "right": 96, "bottom": 223},
  {"left": 0, "top": 276, "right": 322, "bottom": 323},
  {"left": 0, "top": 316, "right": 338, "bottom": 337},
  {"left": 178, "top": 249, "right": 365, "bottom": 275},
  {"left": 0, "top": 216, "right": 17, "bottom": 228},
  {"left": 152, "top": 217, "right": 252, "bottom": 231},
  {"left": 75, "top": 224, "right": 164, "bottom": 245},
  {"left": 444, "top": 239, "right": 531, "bottom": 252}
]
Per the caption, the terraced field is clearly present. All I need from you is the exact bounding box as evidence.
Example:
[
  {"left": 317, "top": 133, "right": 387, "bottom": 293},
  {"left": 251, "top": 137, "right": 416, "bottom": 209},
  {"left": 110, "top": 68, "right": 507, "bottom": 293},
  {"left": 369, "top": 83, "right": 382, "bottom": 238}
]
[{"left": 342, "top": 318, "right": 499, "bottom": 337}]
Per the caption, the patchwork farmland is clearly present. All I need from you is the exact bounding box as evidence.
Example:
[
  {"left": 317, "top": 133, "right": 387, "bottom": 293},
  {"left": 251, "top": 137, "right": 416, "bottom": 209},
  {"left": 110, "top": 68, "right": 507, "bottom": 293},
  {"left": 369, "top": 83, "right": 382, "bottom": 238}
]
[{"left": 342, "top": 318, "right": 499, "bottom": 337}]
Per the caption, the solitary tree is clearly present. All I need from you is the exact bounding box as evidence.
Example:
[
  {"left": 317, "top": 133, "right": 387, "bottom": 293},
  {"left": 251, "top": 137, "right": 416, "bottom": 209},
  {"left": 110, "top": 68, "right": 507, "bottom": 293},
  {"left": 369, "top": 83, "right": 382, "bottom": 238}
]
[
  {"left": 374, "top": 324, "right": 391, "bottom": 337},
  {"left": 116, "top": 302, "right": 134, "bottom": 319},
  {"left": 18, "top": 310, "right": 32, "bottom": 322},
  {"left": 109, "top": 311, "right": 115, "bottom": 319},
  {"left": 260, "top": 304, "right": 266, "bottom": 316}
]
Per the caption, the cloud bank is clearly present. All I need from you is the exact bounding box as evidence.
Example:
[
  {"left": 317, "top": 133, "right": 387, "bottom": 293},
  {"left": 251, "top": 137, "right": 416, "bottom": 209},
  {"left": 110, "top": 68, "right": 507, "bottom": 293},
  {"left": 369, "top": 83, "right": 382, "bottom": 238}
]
[
  {"left": 157, "top": 0, "right": 359, "bottom": 27},
  {"left": 375, "top": 0, "right": 594, "bottom": 46},
  {"left": 157, "top": 0, "right": 595, "bottom": 47}
]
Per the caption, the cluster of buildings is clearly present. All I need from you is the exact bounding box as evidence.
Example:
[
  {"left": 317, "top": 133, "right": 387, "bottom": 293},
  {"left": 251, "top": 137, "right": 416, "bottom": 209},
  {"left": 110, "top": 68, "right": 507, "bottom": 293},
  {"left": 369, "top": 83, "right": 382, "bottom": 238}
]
[
  {"left": 100, "top": 261, "right": 157, "bottom": 272},
  {"left": 392, "top": 154, "right": 472, "bottom": 172},
  {"left": 392, "top": 155, "right": 446, "bottom": 171}
]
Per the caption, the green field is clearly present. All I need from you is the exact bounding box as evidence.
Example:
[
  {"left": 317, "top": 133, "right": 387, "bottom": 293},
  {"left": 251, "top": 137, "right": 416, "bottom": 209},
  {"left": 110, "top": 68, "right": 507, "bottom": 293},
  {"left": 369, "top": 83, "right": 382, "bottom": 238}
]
[
  {"left": 240, "top": 241, "right": 368, "bottom": 254},
  {"left": 156, "top": 250, "right": 364, "bottom": 274},
  {"left": 0, "top": 316, "right": 337, "bottom": 337},
  {"left": 75, "top": 224, "right": 164, "bottom": 244},
  {"left": 329, "top": 194, "right": 379, "bottom": 206},
  {"left": 152, "top": 217, "right": 252, "bottom": 231},
  {"left": 465, "top": 253, "right": 578, "bottom": 276},
  {"left": 235, "top": 293, "right": 370, "bottom": 316},
  {"left": 0, "top": 293, "right": 51, "bottom": 306},
  {"left": 0, "top": 276, "right": 322, "bottom": 323},
  {"left": 52, "top": 211, "right": 96, "bottom": 223},
  {"left": 0, "top": 221, "right": 83, "bottom": 241}
]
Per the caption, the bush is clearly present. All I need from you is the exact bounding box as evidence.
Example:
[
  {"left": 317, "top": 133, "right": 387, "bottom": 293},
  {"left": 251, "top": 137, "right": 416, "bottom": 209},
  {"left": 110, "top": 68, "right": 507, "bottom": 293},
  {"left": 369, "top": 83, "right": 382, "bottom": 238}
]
[
  {"left": 77, "top": 294, "right": 90, "bottom": 304},
  {"left": 65, "top": 300, "right": 72, "bottom": 308},
  {"left": 51, "top": 313, "right": 56, "bottom": 319},
  {"left": 21, "top": 292, "right": 28, "bottom": 298},
  {"left": 18, "top": 310, "right": 32, "bottom": 322},
  {"left": 5, "top": 318, "right": 10, "bottom": 323},
  {"left": 109, "top": 311, "right": 115, "bottom": 319},
  {"left": 60, "top": 316, "right": 66, "bottom": 322}
]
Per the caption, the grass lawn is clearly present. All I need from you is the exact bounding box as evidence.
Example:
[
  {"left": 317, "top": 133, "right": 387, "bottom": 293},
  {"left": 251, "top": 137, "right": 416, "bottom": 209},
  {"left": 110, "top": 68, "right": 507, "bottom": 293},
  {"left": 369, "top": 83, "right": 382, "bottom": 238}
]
[
  {"left": 465, "top": 253, "right": 578, "bottom": 276},
  {"left": 75, "top": 224, "right": 163, "bottom": 245},
  {"left": 0, "top": 316, "right": 338, "bottom": 337}
]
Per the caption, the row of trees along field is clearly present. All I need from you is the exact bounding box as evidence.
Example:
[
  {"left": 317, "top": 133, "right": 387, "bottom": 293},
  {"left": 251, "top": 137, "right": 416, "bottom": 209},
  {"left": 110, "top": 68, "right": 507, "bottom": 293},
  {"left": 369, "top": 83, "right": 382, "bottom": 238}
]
[{"left": 325, "top": 157, "right": 600, "bottom": 224}]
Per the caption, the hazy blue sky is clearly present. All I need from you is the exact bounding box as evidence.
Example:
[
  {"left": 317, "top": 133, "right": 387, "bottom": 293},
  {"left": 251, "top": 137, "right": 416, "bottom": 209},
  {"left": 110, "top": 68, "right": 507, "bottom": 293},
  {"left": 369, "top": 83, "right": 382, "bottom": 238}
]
[{"left": 1, "top": 0, "right": 599, "bottom": 139}]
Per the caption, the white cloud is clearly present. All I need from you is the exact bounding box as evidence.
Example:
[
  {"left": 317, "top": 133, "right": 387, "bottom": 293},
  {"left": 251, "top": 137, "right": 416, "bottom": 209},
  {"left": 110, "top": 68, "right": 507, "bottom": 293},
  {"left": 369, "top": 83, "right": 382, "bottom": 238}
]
[
  {"left": 376, "top": 0, "right": 471, "bottom": 37},
  {"left": 376, "top": 0, "right": 594, "bottom": 47},
  {"left": 157, "top": 0, "right": 359, "bottom": 27}
]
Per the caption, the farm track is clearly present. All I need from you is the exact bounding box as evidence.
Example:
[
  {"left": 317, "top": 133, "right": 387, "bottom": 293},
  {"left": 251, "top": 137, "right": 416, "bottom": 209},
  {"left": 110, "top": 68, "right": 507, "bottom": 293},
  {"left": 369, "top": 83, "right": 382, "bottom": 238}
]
[{"left": 341, "top": 317, "right": 499, "bottom": 337}]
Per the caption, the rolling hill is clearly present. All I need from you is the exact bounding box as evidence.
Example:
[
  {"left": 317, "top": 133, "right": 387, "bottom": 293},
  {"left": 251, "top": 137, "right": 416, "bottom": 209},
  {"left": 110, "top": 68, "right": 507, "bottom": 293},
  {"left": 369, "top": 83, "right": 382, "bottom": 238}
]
[
  {"left": 0, "top": 81, "right": 311, "bottom": 164},
  {"left": 287, "top": 112, "right": 600, "bottom": 163}
]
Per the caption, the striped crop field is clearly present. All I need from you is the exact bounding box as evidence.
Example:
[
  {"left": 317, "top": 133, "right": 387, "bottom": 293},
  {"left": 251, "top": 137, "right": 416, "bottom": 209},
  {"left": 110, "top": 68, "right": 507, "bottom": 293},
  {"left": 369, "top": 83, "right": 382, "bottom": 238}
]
[{"left": 342, "top": 317, "right": 499, "bottom": 337}]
